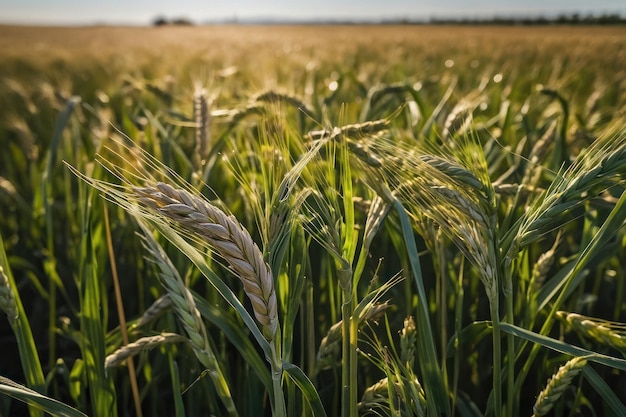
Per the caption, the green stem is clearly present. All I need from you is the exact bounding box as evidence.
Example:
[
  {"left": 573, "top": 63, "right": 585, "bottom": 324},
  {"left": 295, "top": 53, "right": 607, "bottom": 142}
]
[
  {"left": 340, "top": 283, "right": 356, "bottom": 417},
  {"left": 505, "top": 318, "right": 515, "bottom": 417},
  {"left": 490, "top": 297, "right": 502, "bottom": 417},
  {"left": 341, "top": 298, "right": 350, "bottom": 417},
  {"left": 47, "top": 269, "right": 56, "bottom": 373},
  {"left": 349, "top": 303, "right": 358, "bottom": 417},
  {"left": 451, "top": 257, "right": 465, "bottom": 417},
  {"left": 437, "top": 233, "right": 448, "bottom": 377},
  {"left": 201, "top": 364, "right": 239, "bottom": 417},
  {"left": 338, "top": 136, "right": 357, "bottom": 417},
  {"left": 0, "top": 237, "right": 47, "bottom": 417},
  {"left": 336, "top": 255, "right": 355, "bottom": 416},
  {"left": 270, "top": 341, "right": 287, "bottom": 417},
  {"left": 504, "top": 267, "right": 515, "bottom": 417}
]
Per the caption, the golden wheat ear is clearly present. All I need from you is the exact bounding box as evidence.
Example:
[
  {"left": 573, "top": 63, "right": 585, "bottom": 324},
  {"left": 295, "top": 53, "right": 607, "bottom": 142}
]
[{"left": 133, "top": 182, "right": 279, "bottom": 341}]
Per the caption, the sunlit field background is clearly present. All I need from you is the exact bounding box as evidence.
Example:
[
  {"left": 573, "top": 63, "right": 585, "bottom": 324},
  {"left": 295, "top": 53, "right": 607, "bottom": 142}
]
[{"left": 1, "top": 24, "right": 625, "bottom": 417}]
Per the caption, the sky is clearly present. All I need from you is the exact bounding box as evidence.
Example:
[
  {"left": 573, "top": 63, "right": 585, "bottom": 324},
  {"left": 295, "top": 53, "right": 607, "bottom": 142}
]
[{"left": 1, "top": 0, "right": 625, "bottom": 25}]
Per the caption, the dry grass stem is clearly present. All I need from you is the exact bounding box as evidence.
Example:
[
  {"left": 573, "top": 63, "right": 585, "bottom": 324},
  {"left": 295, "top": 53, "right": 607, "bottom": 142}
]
[
  {"left": 529, "top": 121, "right": 557, "bottom": 164},
  {"left": 492, "top": 183, "right": 544, "bottom": 196},
  {"left": 225, "top": 103, "right": 265, "bottom": 125}
]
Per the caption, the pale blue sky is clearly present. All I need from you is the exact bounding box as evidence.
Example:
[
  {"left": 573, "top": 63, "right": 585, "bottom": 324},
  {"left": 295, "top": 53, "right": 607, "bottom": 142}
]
[{"left": 1, "top": 0, "right": 625, "bottom": 25}]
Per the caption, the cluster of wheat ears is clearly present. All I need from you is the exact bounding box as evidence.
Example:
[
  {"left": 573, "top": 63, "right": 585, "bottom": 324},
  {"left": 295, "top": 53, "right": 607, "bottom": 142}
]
[
  {"left": 45, "top": 80, "right": 622, "bottom": 417},
  {"left": 1, "top": 32, "right": 625, "bottom": 416}
]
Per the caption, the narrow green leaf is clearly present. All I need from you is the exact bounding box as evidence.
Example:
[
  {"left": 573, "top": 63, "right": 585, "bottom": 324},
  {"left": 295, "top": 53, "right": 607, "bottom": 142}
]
[
  {"left": 44, "top": 96, "right": 81, "bottom": 183},
  {"left": 446, "top": 321, "right": 492, "bottom": 357},
  {"left": 535, "top": 258, "right": 580, "bottom": 312},
  {"left": 0, "top": 376, "right": 87, "bottom": 417},
  {"left": 168, "top": 356, "right": 186, "bottom": 417},
  {"left": 455, "top": 391, "right": 484, "bottom": 417},
  {"left": 68, "top": 359, "right": 85, "bottom": 408},
  {"left": 500, "top": 323, "right": 626, "bottom": 370},
  {"left": 582, "top": 366, "right": 626, "bottom": 415},
  {"left": 192, "top": 291, "right": 272, "bottom": 391},
  {"left": 393, "top": 198, "right": 451, "bottom": 417},
  {"left": 0, "top": 233, "right": 46, "bottom": 405},
  {"left": 283, "top": 363, "right": 328, "bottom": 417},
  {"left": 78, "top": 191, "right": 116, "bottom": 416}
]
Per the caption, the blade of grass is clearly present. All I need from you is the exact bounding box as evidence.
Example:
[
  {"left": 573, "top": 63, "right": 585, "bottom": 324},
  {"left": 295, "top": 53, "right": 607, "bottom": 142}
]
[
  {"left": 283, "top": 363, "right": 328, "bottom": 417},
  {"left": 0, "top": 233, "right": 46, "bottom": 417},
  {"left": 0, "top": 376, "right": 87, "bottom": 417},
  {"left": 281, "top": 228, "right": 308, "bottom": 364},
  {"left": 339, "top": 131, "right": 358, "bottom": 417},
  {"left": 581, "top": 366, "right": 626, "bottom": 416},
  {"left": 168, "top": 355, "right": 186, "bottom": 417},
  {"left": 77, "top": 182, "right": 117, "bottom": 416},
  {"left": 392, "top": 197, "right": 451, "bottom": 417},
  {"left": 191, "top": 291, "right": 272, "bottom": 392},
  {"left": 40, "top": 96, "right": 81, "bottom": 371},
  {"left": 500, "top": 323, "right": 626, "bottom": 370}
]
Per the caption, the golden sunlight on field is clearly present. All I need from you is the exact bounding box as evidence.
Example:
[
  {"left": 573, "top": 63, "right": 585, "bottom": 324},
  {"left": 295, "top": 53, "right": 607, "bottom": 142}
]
[
  {"left": 1, "top": 24, "right": 624, "bottom": 64},
  {"left": 1, "top": 21, "right": 625, "bottom": 417}
]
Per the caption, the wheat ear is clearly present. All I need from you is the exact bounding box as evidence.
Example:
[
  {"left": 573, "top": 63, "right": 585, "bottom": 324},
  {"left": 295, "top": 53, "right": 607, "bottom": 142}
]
[
  {"left": 557, "top": 311, "right": 626, "bottom": 352},
  {"left": 0, "top": 266, "right": 18, "bottom": 322},
  {"left": 359, "top": 377, "right": 391, "bottom": 410},
  {"left": 140, "top": 227, "right": 239, "bottom": 416},
  {"left": 254, "top": 90, "right": 314, "bottom": 118},
  {"left": 134, "top": 182, "right": 278, "bottom": 341},
  {"left": 359, "top": 375, "right": 426, "bottom": 417},
  {"left": 105, "top": 333, "right": 187, "bottom": 369},
  {"left": 193, "top": 87, "right": 210, "bottom": 167},
  {"left": 316, "top": 301, "right": 391, "bottom": 369},
  {"left": 516, "top": 134, "right": 625, "bottom": 248},
  {"left": 532, "top": 356, "right": 587, "bottom": 417},
  {"left": 134, "top": 294, "right": 172, "bottom": 329},
  {"left": 400, "top": 316, "right": 417, "bottom": 367}
]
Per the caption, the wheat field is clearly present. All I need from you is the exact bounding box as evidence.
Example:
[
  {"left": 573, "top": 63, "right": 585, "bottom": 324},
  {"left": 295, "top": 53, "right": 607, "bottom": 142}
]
[{"left": 0, "top": 24, "right": 625, "bottom": 417}]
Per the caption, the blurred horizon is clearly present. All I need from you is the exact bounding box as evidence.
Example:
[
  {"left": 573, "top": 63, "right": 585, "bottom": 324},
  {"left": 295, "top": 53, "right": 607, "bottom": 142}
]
[{"left": 1, "top": 0, "right": 626, "bottom": 26}]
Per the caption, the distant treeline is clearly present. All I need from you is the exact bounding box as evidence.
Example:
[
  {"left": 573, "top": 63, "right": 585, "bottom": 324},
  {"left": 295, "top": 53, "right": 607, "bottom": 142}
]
[
  {"left": 152, "top": 16, "right": 193, "bottom": 26},
  {"left": 427, "top": 13, "right": 625, "bottom": 25},
  {"left": 152, "top": 13, "right": 626, "bottom": 26}
]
